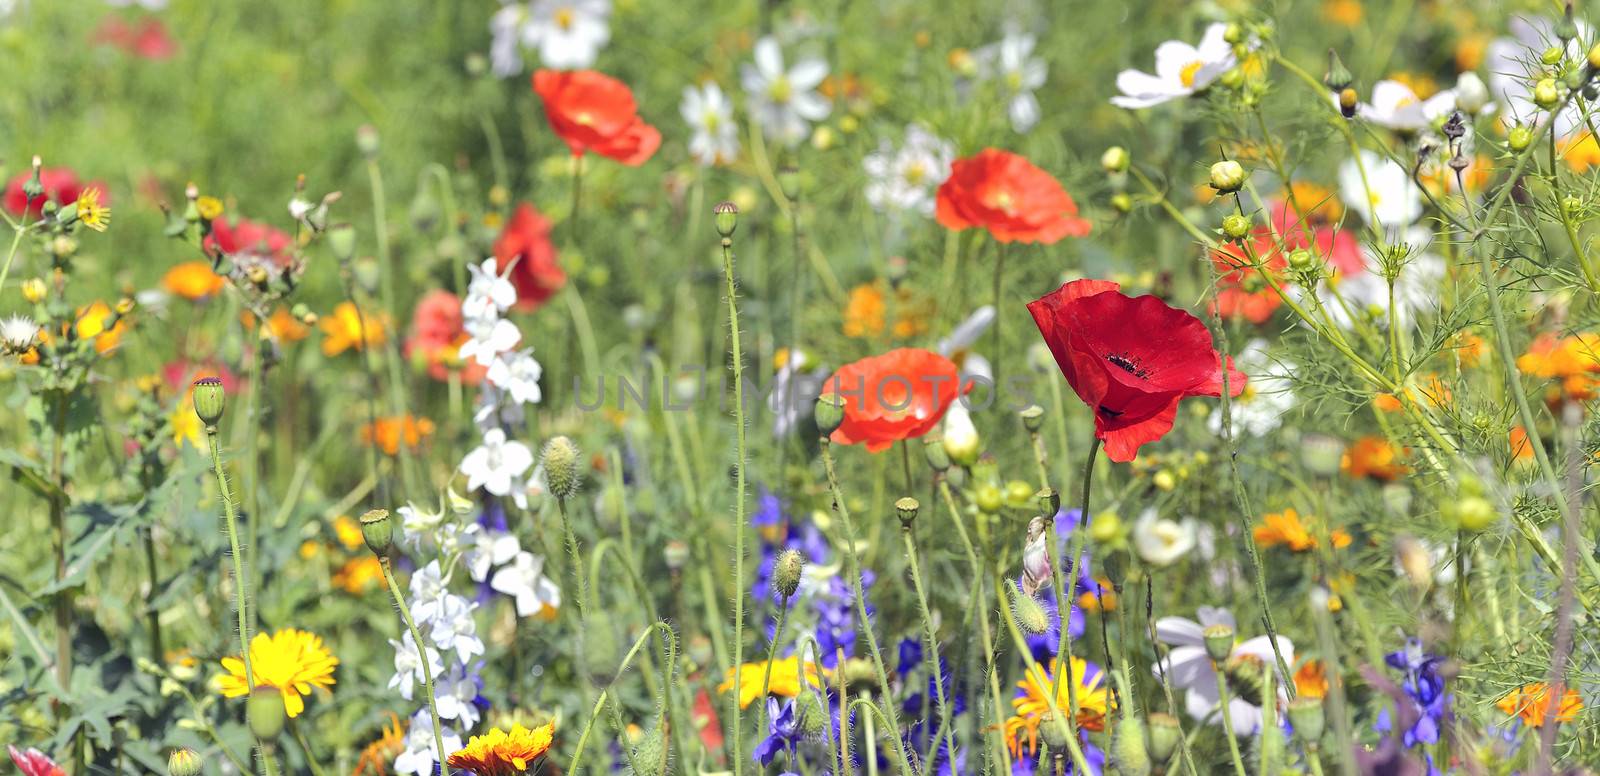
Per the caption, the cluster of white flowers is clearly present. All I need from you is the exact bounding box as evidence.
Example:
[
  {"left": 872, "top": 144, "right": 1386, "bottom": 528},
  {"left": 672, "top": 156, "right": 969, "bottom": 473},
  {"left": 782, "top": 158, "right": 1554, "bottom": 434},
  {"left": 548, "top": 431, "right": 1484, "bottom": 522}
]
[
  {"left": 458, "top": 259, "right": 545, "bottom": 508},
  {"left": 741, "top": 36, "right": 832, "bottom": 147},
  {"left": 489, "top": 0, "right": 611, "bottom": 77},
  {"left": 863, "top": 124, "right": 955, "bottom": 217},
  {"left": 974, "top": 31, "right": 1049, "bottom": 133}
]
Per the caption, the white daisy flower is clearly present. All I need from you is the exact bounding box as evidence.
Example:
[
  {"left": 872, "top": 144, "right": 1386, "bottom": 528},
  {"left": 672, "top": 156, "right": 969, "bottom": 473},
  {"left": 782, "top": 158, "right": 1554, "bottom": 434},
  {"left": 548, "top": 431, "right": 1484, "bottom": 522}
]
[
  {"left": 1339, "top": 149, "right": 1422, "bottom": 230},
  {"left": 1132, "top": 508, "right": 1198, "bottom": 567},
  {"left": 460, "top": 428, "right": 534, "bottom": 499},
  {"left": 1153, "top": 607, "right": 1294, "bottom": 736},
  {"left": 522, "top": 0, "right": 610, "bottom": 70},
  {"left": 974, "top": 32, "right": 1047, "bottom": 132},
  {"left": 0, "top": 315, "right": 41, "bottom": 352},
  {"left": 741, "top": 36, "right": 831, "bottom": 146},
  {"left": 863, "top": 124, "right": 955, "bottom": 216},
  {"left": 680, "top": 82, "right": 740, "bottom": 166},
  {"left": 1357, "top": 80, "right": 1460, "bottom": 131},
  {"left": 489, "top": 2, "right": 528, "bottom": 78},
  {"left": 1208, "top": 339, "right": 1295, "bottom": 437},
  {"left": 1111, "top": 23, "right": 1235, "bottom": 109}
]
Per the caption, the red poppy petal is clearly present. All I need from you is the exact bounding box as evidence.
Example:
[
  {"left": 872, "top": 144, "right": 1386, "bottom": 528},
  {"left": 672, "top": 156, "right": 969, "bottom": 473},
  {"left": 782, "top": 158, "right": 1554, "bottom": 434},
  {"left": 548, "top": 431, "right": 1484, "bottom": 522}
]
[{"left": 1098, "top": 398, "right": 1180, "bottom": 462}]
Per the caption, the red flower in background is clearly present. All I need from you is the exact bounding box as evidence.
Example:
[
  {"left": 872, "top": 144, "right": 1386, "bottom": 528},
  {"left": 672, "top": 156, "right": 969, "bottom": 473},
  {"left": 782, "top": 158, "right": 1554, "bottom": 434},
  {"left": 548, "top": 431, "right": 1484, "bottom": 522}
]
[
  {"left": 823, "top": 348, "right": 966, "bottom": 452},
  {"left": 93, "top": 17, "right": 178, "bottom": 60},
  {"left": 205, "top": 217, "right": 293, "bottom": 267},
  {"left": 1210, "top": 200, "right": 1363, "bottom": 324},
  {"left": 493, "top": 203, "right": 566, "bottom": 312},
  {"left": 406, "top": 289, "right": 486, "bottom": 384},
  {"left": 532, "top": 70, "right": 661, "bottom": 165},
  {"left": 3, "top": 168, "right": 102, "bottom": 219},
  {"left": 1028, "top": 279, "right": 1245, "bottom": 463},
  {"left": 162, "top": 360, "right": 241, "bottom": 395},
  {"left": 8, "top": 746, "right": 64, "bottom": 776},
  {"left": 935, "top": 149, "right": 1090, "bottom": 244}
]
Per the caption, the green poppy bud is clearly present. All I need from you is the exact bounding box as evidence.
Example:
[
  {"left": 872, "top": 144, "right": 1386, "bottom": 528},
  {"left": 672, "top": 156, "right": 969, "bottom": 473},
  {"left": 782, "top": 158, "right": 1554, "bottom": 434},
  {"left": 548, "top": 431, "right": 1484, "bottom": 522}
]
[
  {"left": 1036, "top": 487, "right": 1060, "bottom": 516},
  {"left": 793, "top": 691, "right": 828, "bottom": 737},
  {"left": 1209, "top": 160, "right": 1246, "bottom": 193},
  {"left": 541, "top": 436, "right": 583, "bottom": 501},
  {"left": 1147, "top": 712, "right": 1182, "bottom": 763},
  {"left": 360, "top": 508, "right": 393, "bottom": 556},
  {"left": 167, "top": 748, "right": 203, "bottom": 776},
  {"left": 192, "top": 377, "right": 225, "bottom": 428},
  {"left": 1008, "top": 582, "right": 1050, "bottom": 635},
  {"left": 1222, "top": 213, "right": 1251, "bottom": 240},
  {"left": 247, "top": 687, "right": 288, "bottom": 741},
  {"left": 629, "top": 725, "right": 669, "bottom": 776},
  {"left": 923, "top": 436, "right": 951, "bottom": 472},
  {"left": 777, "top": 165, "right": 801, "bottom": 202},
  {"left": 713, "top": 201, "right": 739, "bottom": 238},
  {"left": 1113, "top": 714, "right": 1152, "bottom": 776},
  {"left": 1203, "top": 624, "right": 1235, "bottom": 662},
  {"left": 327, "top": 223, "right": 357, "bottom": 262},
  {"left": 1288, "top": 696, "right": 1327, "bottom": 745},
  {"left": 774, "top": 548, "right": 805, "bottom": 598}
]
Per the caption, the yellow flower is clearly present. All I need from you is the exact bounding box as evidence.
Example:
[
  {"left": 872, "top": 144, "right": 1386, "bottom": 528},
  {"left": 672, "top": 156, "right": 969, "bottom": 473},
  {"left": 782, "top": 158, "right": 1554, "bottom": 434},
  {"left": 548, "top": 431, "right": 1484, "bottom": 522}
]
[
  {"left": 171, "top": 399, "right": 203, "bottom": 449},
  {"left": 333, "top": 556, "right": 385, "bottom": 594},
  {"left": 353, "top": 713, "right": 407, "bottom": 776},
  {"left": 196, "top": 196, "right": 224, "bottom": 221},
  {"left": 717, "top": 657, "right": 826, "bottom": 709},
  {"left": 446, "top": 722, "right": 556, "bottom": 776},
  {"left": 1252, "top": 508, "right": 1352, "bottom": 552},
  {"left": 333, "top": 515, "right": 365, "bottom": 551},
  {"left": 841, "top": 281, "right": 929, "bottom": 339},
  {"left": 76, "top": 187, "right": 111, "bottom": 232},
  {"left": 1003, "top": 657, "right": 1115, "bottom": 759},
  {"left": 319, "top": 301, "right": 386, "bottom": 356},
  {"left": 163, "top": 261, "right": 227, "bottom": 301},
  {"left": 217, "top": 628, "right": 338, "bottom": 718},
  {"left": 76, "top": 301, "right": 127, "bottom": 354}
]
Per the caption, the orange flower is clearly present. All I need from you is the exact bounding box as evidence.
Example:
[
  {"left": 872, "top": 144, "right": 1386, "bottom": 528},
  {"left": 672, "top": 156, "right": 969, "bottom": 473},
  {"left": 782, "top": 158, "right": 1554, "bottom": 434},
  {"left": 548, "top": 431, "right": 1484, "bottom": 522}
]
[
  {"left": 243, "top": 307, "right": 311, "bottom": 342},
  {"left": 1497, "top": 683, "right": 1582, "bottom": 727},
  {"left": 1294, "top": 660, "right": 1329, "bottom": 699},
  {"left": 1342, "top": 436, "right": 1408, "bottom": 481},
  {"left": 1564, "top": 132, "right": 1600, "bottom": 173},
  {"left": 1322, "top": 0, "right": 1363, "bottom": 27},
  {"left": 1510, "top": 425, "right": 1536, "bottom": 464},
  {"left": 841, "top": 282, "right": 929, "bottom": 339},
  {"left": 333, "top": 556, "right": 385, "bottom": 595},
  {"left": 1253, "top": 508, "right": 1351, "bottom": 552},
  {"left": 319, "top": 301, "right": 386, "bottom": 356},
  {"left": 532, "top": 70, "right": 660, "bottom": 165},
  {"left": 361, "top": 415, "right": 435, "bottom": 456},
  {"left": 447, "top": 722, "right": 556, "bottom": 776},
  {"left": 823, "top": 349, "right": 966, "bottom": 452},
  {"left": 163, "top": 261, "right": 226, "bottom": 300},
  {"left": 1517, "top": 332, "right": 1600, "bottom": 401},
  {"left": 1452, "top": 331, "right": 1487, "bottom": 368},
  {"left": 352, "top": 713, "right": 407, "bottom": 776},
  {"left": 936, "top": 148, "right": 1091, "bottom": 244}
]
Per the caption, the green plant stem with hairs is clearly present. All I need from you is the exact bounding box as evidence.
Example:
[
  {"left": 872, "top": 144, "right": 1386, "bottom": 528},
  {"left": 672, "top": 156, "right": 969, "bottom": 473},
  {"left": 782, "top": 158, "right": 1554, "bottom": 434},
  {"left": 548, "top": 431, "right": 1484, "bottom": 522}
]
[
  {"left": 379, "top": 557, "right": 448, "bottom": 776},
  {"left": 935, "top": 478, "right": 1012, "bottom": 772},
  {"left": 289, "top": 720, "right": 329, "bottom": 776},
  {"left": 365, "top": 151, "right": 419, "bottom": 499},
  {"left": 757, "top": 593, "right": 791, "bottom": 703},
  {"left": 1211, "top": 664, "right": 1247, "bottom": 776},
  {"left": 1051, "top": 437, "right": 1101, "bottom": 725},
  {"left": 206, "top": 424, "right": 253, "bottom": 687},
  {"left": 820, "top": 439, "right": 913, "bottom": 776},
  {"left": 720, "top": 222, "right": 751, "bottom": 775},
  {"left": 568, "top": 623, "right": 677, "bottom": 775},
  {"left": 902, "top": 524, "right": 955, "bottom": 767},
  {"left": 258, "top": 743, "right": 282, "bottom": 776}
]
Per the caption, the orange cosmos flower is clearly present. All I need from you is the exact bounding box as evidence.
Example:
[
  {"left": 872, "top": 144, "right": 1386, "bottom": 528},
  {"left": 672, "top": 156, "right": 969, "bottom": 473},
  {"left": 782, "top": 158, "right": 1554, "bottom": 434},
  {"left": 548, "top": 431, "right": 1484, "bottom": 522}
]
[
  {"left": 1517, "top": 332, "right": 1600, "bottom": 401},
  {"left": 1294, "top": 659, "right": 1329, "bottom": 699},
  {"left": 1342, "top": 436, "right": 1408, "bottom": 481},
  {"left": 352, "top": 713, "right": 407, "bottom": 776},
  {"left": 163, "top": 261, "right": 226, "bottom": 300},
  {"left": 333, "top": 556, "right": 385, "bottom": 595},
  {"left": 361, "top": 415, "right": 436, "bottom": 456},
  {"left": 1253, "top": 508, "right": 1352, "bottom": 552},
  {"left": 1497, "top": 683, "right": 1582, "bottom": 727}
]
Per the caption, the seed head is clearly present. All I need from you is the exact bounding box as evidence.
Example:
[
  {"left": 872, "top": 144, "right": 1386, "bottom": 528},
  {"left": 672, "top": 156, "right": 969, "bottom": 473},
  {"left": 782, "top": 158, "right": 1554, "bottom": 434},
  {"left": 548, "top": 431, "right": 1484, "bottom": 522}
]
[
  {"left": 1288, "top": 696, "right": 1327, "bottom": 745},
  {"left": 360, "top": 508, "right": 393, "bottom": 557},
  {"left": 814, "top": 393, "right": 845, "bottom": 436},
  {"left": 192, "top": 377, "right": 225, "bottom": 428},
  {"left": 1202, "top": 624, "right": 1235, "bottom": 662},
  {"left": 713, "top": 201, "right": 739, "bottom": 238}
]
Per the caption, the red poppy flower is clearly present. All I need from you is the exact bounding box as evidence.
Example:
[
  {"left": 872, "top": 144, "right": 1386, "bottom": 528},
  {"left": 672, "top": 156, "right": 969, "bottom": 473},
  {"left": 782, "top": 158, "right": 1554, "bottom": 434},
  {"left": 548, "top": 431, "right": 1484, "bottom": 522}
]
[
  {"left": 205, "top": 217, "right": 293, "bottom": 268},
  {"left": 823, "top": 348, "right": 967, "bottom": 452},
  {"left": 493, "top": 203, "right": 566, "bottom": 312},
  {"left": 92, "top": 17, "right": 177, "bottom": 60},
  {"left": 405, "top": 289, "right": 486, "bottom": 384},
  {"left": 8, "top": 746, "right": 64, "bottom": 776},
  {"left": 935, "top": 148, "right": 1091, "bottom": 244},
  {"left": 3, "top": 168, "right": 100, "bottom": 219},
  {"left": 1028, "top": 279, "right": 1245, "bottom": 463},
  {"left": 532, "top": 70, "right": 661, "bottom": 165},
  {"left": 1210, "top": 200, "right": 1363, "bottom": 324}
]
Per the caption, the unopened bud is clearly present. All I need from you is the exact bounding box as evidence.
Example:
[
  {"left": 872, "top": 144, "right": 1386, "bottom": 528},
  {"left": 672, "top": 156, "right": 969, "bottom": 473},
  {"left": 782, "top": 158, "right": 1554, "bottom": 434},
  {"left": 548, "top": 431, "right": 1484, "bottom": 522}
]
[
  {"left": 1101, "top": 146, "right": 1130, "bottom": 174},
  {"left": 247, "top": 687, "right": 287, "bottom": 740},
  {"left": 777, "top": 165, "right": 800, "bottom": 202},
  {"left": 1288, "top": 696, "right": 1327, "bottom": 744},
  {"left": 541, "top": 436, "right": 582, "bottom": 501},
  {"left": 355, "top": 124, "right": 381, "bottom": 158},
  {"left": 923, "top": 436, "right": 951, "bottom": 471},
  {"left": 1338, "top": 87, "right": 1359, "bottom": 118},
  {"left": 1287, "top": 248, "right": 1318, "bottom": 273},
  {"left": 1222, "top": 213, "right": 1251, "bottom": 240},
  {"left": 1324, "top": 49, "right": 1353, "bottom": 92},
  {"left": 774, "top": 548, "right": 804, "bottom": 598},
  {"left": 21, "top": 277, "right": 46, "bottom": 304},
  {"left": 814, "top": 393, "right": 845, "bottom": 436},
  {"left": 1110, "top": 193, "right": 1133, "bottom": 214},
  {"left": 167, "top": 748, "right": 202, "bottom": 776},
  {"left": 1509, "top": 125, "right": 1535, "bottom": 152},
  {"left": 1147, "top": 713, "right": 1182, "bottom": 763},
  {"left": 1113, "top": 714, "right": 1152, "bottom": 776},
  {"left": 1534, "top": 78, "right": 1562, "bottom": 110},
  {"left": 1209, "top": 160, "right": 1246, "bottom": 193},
  {"left": 663, "top": 540, "right": 689, "bottom": 571},
  {"left": 327, "top": 223, "right": 357, "bottom": 262},
  {"left": 1008, "top": 582, "right": 1050, "bottom": 635}
]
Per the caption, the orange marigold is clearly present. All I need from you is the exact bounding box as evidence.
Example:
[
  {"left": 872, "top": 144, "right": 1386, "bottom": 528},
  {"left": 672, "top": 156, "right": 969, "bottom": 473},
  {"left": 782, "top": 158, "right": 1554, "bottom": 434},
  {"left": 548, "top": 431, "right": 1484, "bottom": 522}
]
[
  {"left": 1497, "top": 683, "right": 1582, "bottom": 728},
  {"left": 446, "top": 722, "right": 556, "bottom": 776},
  {"left": 1342, "top": 436, "right": 1408, "bottom": 481},
  {"left": 1253, "top": 508, "right": 1352, "bottom": 553}
]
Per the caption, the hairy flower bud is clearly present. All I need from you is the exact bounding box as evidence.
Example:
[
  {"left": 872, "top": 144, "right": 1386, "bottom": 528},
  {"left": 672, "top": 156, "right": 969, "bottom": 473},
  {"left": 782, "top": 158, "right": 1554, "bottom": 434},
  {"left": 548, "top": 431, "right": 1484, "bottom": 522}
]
[
  {"left": 167, "top": 748, "right": 202, "bottom": 776},
  {"left": 1288, "top": 696, "right": 1327, "bottom": 744},
  {"left": 360, "top": 508, "right": 393, "bottom": 557},
  {"left": 1100, "top": 146, "right": 1130, "bottom": 174},
  {"left": 1008, "top": 581, "right": 1050, "bottom": 635},
  {"left": 774, "top": 548, "right": 805, "bottom": 598},
  {"left": 542, "top": 436, "right": 583, "bottom": 501},
  {"left": 1208, "top": 160, "right": 1246, "bottom": 193},
  {"left": 1202, "top": 624, "right": 1235, "bottom": 662},
  {"left": 192, "top": 377, "right": 225, "bottom": 428},
  {"left": 1113, "top": 714, "right": 1152, "bottom": 776},
  {"left": 21, "top": 277, "right": 46, "bottom": 304},
  {"left": 629, "top": 724, "right": 669, "bottom": 776},
  {"left": 1147, "top": 713, "right": 1182, "bottom": 763},
  {"left": 1221, "top": 213, "right": 1251, "bottom": 240},
  {"left": 247, "top": 687, "right": 288, "bottom": 741},
  {"left": 814, "top": 393, "right": 845, "bottom": 436},
  {"left": 713, "top": 201, "right": 739, "bottom": 238}
]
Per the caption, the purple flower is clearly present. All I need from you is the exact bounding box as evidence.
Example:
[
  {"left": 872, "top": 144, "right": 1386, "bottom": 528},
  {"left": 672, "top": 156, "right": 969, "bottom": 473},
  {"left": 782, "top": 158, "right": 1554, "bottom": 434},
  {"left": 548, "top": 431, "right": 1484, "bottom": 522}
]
[
  {"left": 1373, "top": 638, "right": 1449, "bottom": 749},
  {"left": 753, "top": 697, "right": 802, "bottom": 766}
]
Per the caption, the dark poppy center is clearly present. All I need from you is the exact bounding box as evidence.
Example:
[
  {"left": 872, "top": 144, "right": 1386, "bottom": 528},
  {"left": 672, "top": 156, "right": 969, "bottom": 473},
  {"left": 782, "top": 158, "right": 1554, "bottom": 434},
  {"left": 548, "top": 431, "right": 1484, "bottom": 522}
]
[{"left": 1105, "top": 352, "right": 1151, "bottom": 379}]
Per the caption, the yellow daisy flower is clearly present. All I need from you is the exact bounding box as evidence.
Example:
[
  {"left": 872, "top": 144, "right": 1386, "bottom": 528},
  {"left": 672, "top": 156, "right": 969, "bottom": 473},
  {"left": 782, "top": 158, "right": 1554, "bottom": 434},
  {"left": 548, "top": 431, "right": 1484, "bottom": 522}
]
[
  {"left": 75, "top": 187, "right": 111, "bottom": 232},
  {"left": 717, "top": 657, "right": 826, "bottom": 709},
  {"left": 1003, "top": 657, "right": 1115, "bottom": 760},
  {"left": 446, "top": 722, "right": 556, "bottom": 775},
  {"left": 217, "top": 628, "right": 338, "bottom": 718}
]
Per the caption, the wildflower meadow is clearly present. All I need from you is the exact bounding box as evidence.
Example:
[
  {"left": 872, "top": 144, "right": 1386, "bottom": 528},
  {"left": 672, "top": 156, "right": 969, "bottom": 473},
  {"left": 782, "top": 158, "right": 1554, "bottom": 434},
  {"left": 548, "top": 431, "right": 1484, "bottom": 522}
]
[{"left": 8, "top": 0, "right": 1600, "bottom": 774}]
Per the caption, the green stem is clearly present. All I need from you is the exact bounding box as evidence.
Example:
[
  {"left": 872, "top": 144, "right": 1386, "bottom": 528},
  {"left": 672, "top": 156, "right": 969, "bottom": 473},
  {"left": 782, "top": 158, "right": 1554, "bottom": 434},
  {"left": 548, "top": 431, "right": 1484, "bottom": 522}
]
[
  {"left": 903, "top": 527, "right": 954, "bottom": 767},
  {"left": 721, "top": 226, "right": 750, "bottom": 776},
  {"left": 1212, "top": 667, "right": 1247, "bottom": 776},
  {"left": 380, "top": 558, "right": 448, "bottom": 775},
  {"left": 365, "top": 156, "right": 417, "bottom": 500},
  {"left": 567, "top": 624, "right": 670, "bottom": 775},
  {"left": 1053, "top": 438, "right": 1102, "bottom": 725},
  {"left": 206, "top": 427, "right": 253, "bottom": 686}
]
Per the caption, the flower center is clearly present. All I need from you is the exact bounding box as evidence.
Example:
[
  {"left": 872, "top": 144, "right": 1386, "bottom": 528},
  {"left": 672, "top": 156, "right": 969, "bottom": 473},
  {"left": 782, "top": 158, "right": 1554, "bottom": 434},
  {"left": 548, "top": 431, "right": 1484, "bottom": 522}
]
[
  {"left": 985, "top": 189, "right": 1015, "bottom": 213},
  {"left": 904, "top": 161, "right": 926, "bottom": 185},
  {"left": 1006, "top": 70, "right": 1024, "bottom": 91},
  {"left": 768, "top": 76, "right": 792, "bottom": 104},
  {"left": 555, "top": 7, "right": 575, "bottom": 29},
  {"left": 1180, "top": 60, "right": 1204, "bottom": 88},
  {"left": 1105, "top": 352, "right": 1151, "bottom": 379},
  {"left": 574, "top": 111, "right": 595, "bottom": 126},
  {"left": 703, "top": 110, "right": 721, "bottom": 131}
]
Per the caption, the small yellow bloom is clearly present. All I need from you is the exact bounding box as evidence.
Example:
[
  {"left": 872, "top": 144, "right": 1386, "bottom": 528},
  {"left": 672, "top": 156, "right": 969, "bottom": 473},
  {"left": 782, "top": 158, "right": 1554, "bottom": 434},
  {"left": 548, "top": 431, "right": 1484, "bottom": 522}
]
[
  {"left": 319, "top": 301, "right": 386, "bottom": 356},
  {"left": 76, "top": 187, "right": 111, "bottom": 232},
  {"left": 217, "top": 628, "right": 338, "bottom": 718},
  {"left": 333, "top": 515, "right": 365, "bottom": 551},
  {"left": 171, "top": 399, "right": 203, "bottom": 449},
  {"left": 717, "top": 657, "right": 826, "bottom": 709},
  {"left": 76, "top": 301, "right": 127, "bottom": 354},
  {"left": 196, "top": 196, "right": 224, "bottom": 221},
  {"left": 446, "top": 722, "right": 556, "bottom": 776}
]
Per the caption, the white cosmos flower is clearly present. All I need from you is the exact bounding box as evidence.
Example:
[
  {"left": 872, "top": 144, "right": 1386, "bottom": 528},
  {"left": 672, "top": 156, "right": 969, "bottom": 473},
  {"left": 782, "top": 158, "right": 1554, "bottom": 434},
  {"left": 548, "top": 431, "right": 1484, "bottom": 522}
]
[
  {"left": 491, "top": 551, "right": 563, "bottom": 618},
  {"left": 1357, "top": 80, "right": 1461, "bottom": 131},
  {"left": 489, "top": 2, "right": 527, "bottom": 77},
  {"left": 1339, "top": 149, "right": 1422, "bottom": 230},
  {"left": 681, "top": 82, "right": 740, "bottom": 166},
  {"left": 1487, "top": 15, "right": 1592, "bottom": 135},
  {"left": 394, "top": 710, "right": 463, "bottom": 776},
  {"left": 522, "top": 0, "right": 610, "bottom": 70},
  {"left": 741, "top": 36, "right": 831, "bottom": 146},
  {"left": 460, "top": 428, "right": 534, "bottom": 498},
  {"left": 486, "top": 348, "right": 544, "bottom": 405},
  {"left": 388, "top": 632, "right": 444, "bottom": 702},
  {"left": 974, "top": 32, "right": 1047, "bottom": 132},
  {"left": 1208, "top": 339, "right": 1295, "bottom": 437},
  {"left": 1153, "top": 607, "right": 1294, "bottom": 736},
  {"left": 863, "top": 124, "right": 955, "bottom": 216},
  {"left": 1111, "top": 23, "right": 1235, "bottom": 109},
  {"left": 1312, "top": 228, "right": 1445, "bottom": 331},
  {"left": 0, "top": 315, "right": 41, "bottom": 352},
  {"left": 1132, "top": 508, "right": 1198, "bottom": 567}
]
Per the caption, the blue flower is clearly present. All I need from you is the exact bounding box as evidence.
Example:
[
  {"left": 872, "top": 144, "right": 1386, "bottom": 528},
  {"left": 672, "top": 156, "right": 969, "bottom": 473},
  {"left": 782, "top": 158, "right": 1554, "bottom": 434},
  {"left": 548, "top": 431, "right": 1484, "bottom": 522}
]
[
  {"left": 1373, "top": 637, "right": 1449, "bottom": 749},
  {"left": 753, "top": 697, "right": 802, "bottom": 766}
]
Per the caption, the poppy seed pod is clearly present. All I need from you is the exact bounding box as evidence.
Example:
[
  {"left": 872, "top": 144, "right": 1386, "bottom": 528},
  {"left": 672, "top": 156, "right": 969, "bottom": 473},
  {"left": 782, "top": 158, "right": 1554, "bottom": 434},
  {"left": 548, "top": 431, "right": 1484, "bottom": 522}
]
[
  {"left": 1039, "top": 713, "right": 1069, "bottom": 750},
  {"left": 777, "top": 165, "right": 801, "bottom": 202},
  {"left": 247, "top": 686, "right": 287, "bottom": 741},
  {"left": 1037, "top": 487, "right": 1060, "bottom": 516},
  {"left": 192, "top": 377, "right": 225, "bottom": 428},
  {"left": 773, "top": 548, "right": 805, "bottom": 598},
  {"left": 1208, "top": 160, "right": 1246, "bottom": 193},
  {"left": 1288, "top": 696, "right": 1327, "bottom": 744},
  {"left": 359, "top": 508, "right": 393, "bottom": 556},
  {"left": 1146, "top": 712, "right": 1182, "bottom": 763},
  {"left": 1202, "top": 624, "right": 1235, "bottom": 662},
  {"left": 327, "top": 223, "right": 357, "bottom": 262},
  {"left": 356, "top": 125, "right": 381, "bottom": 158},
  {"left": 167, "top": 748, "right": 202, "bottom": 776},
  {"left": 542, "top": 436, "right": 583, "bottom": 501},
  {"left": 1008, "top": 582, "right": 1050, "bottom": 635},
  {"left": 663, "top": 540, "right": 689, "bottom": 571},
  {"left": 894, "top": 497, "right": 919, "bottom": 529},
  {"left": 713, "top": 201, "right": 739, "bottom": 238},
  {"left": 814, "top": 393, "right": 846, "bottom": 435},
  {"left": 1019, "top": 404, "right": 1045, "bottom": 433}
]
